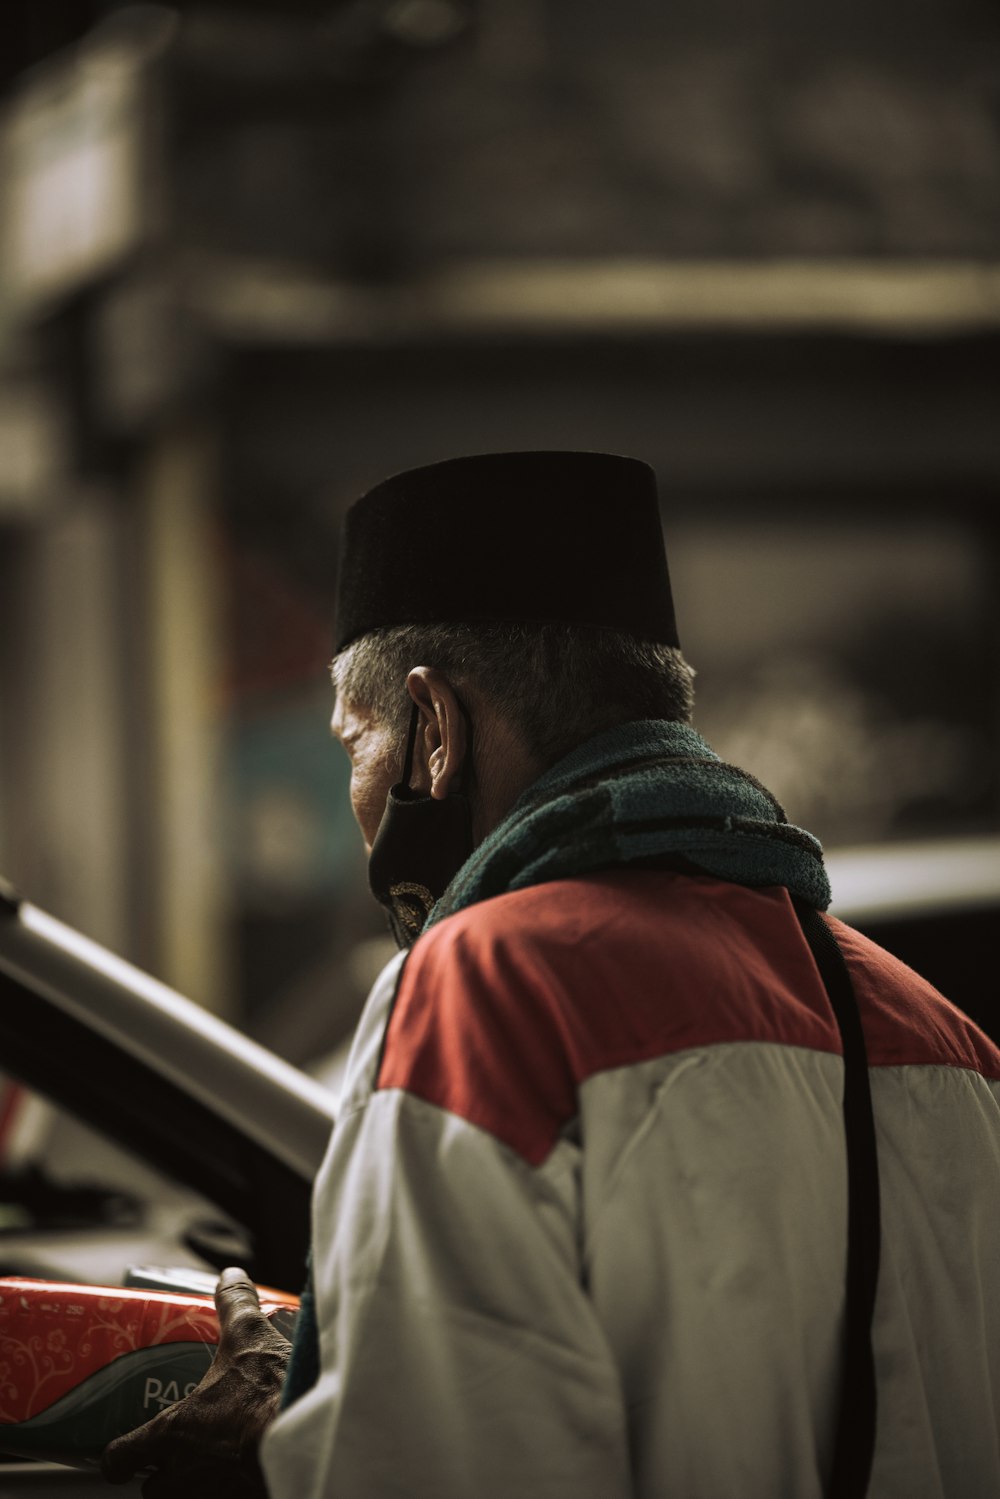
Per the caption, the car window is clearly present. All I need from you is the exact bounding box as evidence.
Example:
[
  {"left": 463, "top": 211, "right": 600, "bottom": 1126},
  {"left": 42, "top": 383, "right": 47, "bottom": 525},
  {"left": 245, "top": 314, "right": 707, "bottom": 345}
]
[{"left": 0, "top": 1082, "right": 250, "bottom": 1289}]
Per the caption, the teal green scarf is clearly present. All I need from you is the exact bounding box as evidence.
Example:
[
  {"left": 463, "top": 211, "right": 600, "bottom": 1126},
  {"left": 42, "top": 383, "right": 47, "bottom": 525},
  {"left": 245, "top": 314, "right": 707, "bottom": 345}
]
[{"left": 428, "top": 718, "right": 830, "bottom": 927}]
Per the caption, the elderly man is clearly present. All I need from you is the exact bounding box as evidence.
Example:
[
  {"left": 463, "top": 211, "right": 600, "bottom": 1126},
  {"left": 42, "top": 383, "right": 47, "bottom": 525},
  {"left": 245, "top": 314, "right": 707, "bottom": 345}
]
[{"left": 105, "top": 452, "right": 1000, "bottom": 1499}]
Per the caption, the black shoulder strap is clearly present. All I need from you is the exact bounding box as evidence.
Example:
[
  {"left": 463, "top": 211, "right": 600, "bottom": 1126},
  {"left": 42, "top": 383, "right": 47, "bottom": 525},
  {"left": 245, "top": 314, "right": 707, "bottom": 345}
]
[{"left": 794, "top": 900, "right": 881, "bottom": 1499}]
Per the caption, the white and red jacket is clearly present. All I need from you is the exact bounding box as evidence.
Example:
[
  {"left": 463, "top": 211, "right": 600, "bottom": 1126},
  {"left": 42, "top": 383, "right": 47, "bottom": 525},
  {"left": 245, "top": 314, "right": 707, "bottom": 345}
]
[{"left": 262, "top": 869, "right": 1000, "bottom": 1498}]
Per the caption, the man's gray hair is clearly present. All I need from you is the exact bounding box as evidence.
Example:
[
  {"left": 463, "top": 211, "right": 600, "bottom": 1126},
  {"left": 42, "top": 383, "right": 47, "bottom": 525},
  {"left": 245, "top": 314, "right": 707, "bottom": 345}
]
[{"left": 332, "top": 621, "right": 696, "bottom": 769}]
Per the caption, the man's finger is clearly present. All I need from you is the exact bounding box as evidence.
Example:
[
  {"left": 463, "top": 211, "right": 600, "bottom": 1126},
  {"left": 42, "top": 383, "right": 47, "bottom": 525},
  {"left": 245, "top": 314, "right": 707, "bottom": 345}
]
[
  {"left": 215, "top": 1266, "right": 259, "bottom": 1309},
  {"left": 215, "top": 1266, "right": 267, "bottom": 1342},
  {"left": 101, "top": 1409, "right": 173, "bottom": 1485},
  {"left": 217, "top": 1266, "right": 256, "bottom": 1294}
]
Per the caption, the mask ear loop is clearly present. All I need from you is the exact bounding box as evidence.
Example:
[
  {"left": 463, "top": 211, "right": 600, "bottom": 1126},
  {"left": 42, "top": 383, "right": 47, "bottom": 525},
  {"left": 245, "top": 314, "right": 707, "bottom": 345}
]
[
  {"left": 400, "top": 702, "right": 421, "bottom": 791},
  {"left": 400, "top": 697, "right": 474, "bottom": 795}
]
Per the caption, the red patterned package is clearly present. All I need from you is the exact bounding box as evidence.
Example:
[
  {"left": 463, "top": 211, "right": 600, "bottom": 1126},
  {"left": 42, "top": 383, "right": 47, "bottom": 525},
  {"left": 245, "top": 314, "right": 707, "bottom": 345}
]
[{"left": 0, "top": 1277, "right": 298, "bottom": 1468}]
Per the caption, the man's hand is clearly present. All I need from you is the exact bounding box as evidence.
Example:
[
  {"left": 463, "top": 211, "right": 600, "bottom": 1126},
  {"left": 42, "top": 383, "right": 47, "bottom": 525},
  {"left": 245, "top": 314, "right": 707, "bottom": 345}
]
[{"left": 101, "top": 1267, "right": 291, "bottom": 1498}]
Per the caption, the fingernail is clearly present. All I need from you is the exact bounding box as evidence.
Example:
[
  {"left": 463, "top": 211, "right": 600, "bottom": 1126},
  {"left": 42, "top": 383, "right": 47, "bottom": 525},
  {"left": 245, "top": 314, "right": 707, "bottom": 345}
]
[{"left": 218, "top": 1266, "right": 251, "bottom": 1286}]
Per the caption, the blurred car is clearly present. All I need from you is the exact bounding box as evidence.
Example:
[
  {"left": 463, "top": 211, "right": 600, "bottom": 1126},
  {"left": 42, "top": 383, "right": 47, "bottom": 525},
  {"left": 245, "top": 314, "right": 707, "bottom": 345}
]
[
  {"left": 0, "top": 880, "right": 336, "bottom": 1495},
  {"left": 0, "top": 834, "right": 997, "bottom": 1491}
]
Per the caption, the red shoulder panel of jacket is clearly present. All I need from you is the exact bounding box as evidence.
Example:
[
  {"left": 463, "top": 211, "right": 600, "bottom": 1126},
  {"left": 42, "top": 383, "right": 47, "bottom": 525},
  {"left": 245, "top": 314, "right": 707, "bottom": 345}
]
[
  {"left": 376, "top": 871, "right": 1000, "bottom": 1165},
  {"left": 830, "top": 914, "right": 1000, "bottom": 1078}
]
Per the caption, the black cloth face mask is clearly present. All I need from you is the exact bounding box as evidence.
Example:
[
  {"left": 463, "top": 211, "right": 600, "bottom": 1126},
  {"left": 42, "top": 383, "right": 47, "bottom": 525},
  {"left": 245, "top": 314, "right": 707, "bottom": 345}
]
[{"left": 367, "top": 703, "right": 475, "bottom": 949}]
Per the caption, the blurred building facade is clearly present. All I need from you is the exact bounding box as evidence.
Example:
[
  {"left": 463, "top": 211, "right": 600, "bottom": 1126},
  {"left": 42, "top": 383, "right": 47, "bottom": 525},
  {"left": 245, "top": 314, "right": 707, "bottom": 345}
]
[{"left": 0, "top": 0, "right": 997, "bottom": 1060}]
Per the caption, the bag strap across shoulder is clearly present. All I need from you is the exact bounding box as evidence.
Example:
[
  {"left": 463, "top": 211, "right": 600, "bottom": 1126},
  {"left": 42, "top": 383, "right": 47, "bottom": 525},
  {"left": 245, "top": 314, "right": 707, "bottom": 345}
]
[{"left": 793, "top": 900, "right": 882, "bottom": 1499}]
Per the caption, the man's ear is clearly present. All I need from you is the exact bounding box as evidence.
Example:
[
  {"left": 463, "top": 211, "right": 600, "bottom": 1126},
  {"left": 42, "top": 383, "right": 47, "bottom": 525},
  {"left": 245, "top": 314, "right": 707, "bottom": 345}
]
[{"left": 405, "top": 667, "right": 468, "bottom": 800}]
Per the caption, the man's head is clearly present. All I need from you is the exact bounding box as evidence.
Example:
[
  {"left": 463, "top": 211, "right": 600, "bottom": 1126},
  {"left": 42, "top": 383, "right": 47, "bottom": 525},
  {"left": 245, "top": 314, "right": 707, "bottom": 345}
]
[
  {"left": 330, "top": 620, "right": 695, "bottom": 849},
  {"left": 329, "top": 450, "right": 694, "bottom": 940}
]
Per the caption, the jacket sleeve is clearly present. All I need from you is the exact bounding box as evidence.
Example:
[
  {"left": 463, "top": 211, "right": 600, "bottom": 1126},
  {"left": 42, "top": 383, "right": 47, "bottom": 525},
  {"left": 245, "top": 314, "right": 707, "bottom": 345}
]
[{"left": 260, "top": 942, "right": 631, "bottom": 1499}]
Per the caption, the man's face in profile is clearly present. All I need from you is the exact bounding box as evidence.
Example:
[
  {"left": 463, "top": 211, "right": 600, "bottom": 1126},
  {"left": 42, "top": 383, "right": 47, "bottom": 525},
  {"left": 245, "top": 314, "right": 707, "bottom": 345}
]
[{"left": 330, "top": 695, "right": 400, "bottom": 854}]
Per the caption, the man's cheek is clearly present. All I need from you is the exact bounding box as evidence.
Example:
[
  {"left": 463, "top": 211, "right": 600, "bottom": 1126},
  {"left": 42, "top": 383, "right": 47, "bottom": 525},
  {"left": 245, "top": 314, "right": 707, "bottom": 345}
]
[{"left": 352, "top": 774, "right": 387, "bottom": 850}]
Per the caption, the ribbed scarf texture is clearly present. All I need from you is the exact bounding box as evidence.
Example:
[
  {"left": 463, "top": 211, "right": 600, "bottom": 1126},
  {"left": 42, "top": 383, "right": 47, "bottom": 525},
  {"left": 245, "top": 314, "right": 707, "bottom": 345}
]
[
  {"left": 281, "top": 719, "right": 830, "bottom": 1407},
  {"left": 429, "top": 718, "right": 830, "bottom": 923}
]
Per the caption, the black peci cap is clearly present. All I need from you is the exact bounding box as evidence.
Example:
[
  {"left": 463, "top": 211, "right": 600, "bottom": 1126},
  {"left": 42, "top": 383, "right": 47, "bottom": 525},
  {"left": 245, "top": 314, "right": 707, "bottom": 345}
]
[{"left": 333, "top": 450, "right": 679, "bottom": 653}]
